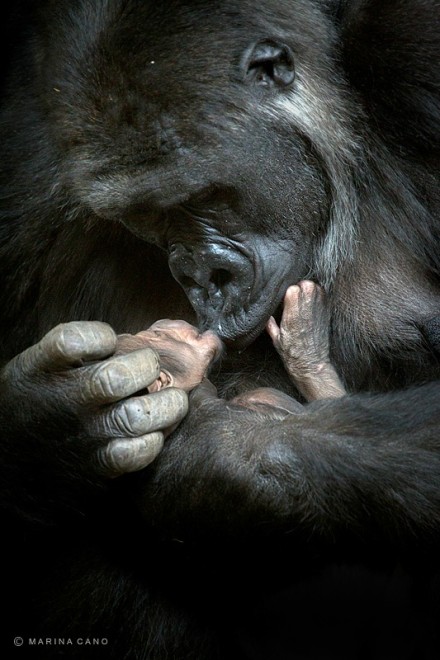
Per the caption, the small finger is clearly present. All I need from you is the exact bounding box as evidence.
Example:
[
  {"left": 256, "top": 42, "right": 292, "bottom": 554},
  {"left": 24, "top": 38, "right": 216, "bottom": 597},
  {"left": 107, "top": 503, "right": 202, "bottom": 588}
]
[
  {"left": 81, "top": 348, "right": 161, "bottom": 404},
  {"left": 30, "top": 322, "right": 117, "bottom": 371},
  {"left": 199, "top": 330, "right": 224, "bottom": 362},
  {"left": 148, "top": 319, "right": 192, "bottom": 331},
  {"left": 97, "top": 432, "right": 164, "bottom": 476},
  {"left": 232, "top": 388, "right": 303, "bottom": 414},
  {"left": 284, "top": 284, "right": 301, "bottom": 303},
  {"left": 266, "top": 316, "right": 280, "bottom": 343},
  {"left": 299, "top": 280, "right": 324, "bottom": 295},
  {"left": 93, "top": 389, "right": 189, "bottom": 436}
]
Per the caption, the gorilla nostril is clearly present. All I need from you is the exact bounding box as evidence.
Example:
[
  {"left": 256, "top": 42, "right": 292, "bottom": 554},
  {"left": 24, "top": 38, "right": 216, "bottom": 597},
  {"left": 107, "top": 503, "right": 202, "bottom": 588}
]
[
  {"left": 168, "top": 243, "right": 251, "bottom": 321},
  {"left": 211, "top": 269, "right": 233, "bottom": 290},
  {"left": 174, "top": 267, "right": 233, "bottom": 296},
  {"left": 180, "top": 275, "right": 198, "bottom": 290}
]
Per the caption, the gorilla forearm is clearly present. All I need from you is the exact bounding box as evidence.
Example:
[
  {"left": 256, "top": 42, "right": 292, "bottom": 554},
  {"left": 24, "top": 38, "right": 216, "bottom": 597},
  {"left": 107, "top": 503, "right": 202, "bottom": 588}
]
[{"left": 137, "top": 382, "right": 440, "bottom": 544}]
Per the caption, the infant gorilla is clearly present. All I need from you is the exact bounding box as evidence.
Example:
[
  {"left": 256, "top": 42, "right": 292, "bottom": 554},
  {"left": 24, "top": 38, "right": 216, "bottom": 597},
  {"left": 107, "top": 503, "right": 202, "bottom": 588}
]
[{"left": 117, "top": 281, "right": 346, "bottom": 414}]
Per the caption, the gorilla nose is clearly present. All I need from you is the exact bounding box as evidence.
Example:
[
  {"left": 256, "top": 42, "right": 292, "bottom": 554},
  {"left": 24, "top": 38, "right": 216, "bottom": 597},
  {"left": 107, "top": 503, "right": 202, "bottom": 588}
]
[{"left": 168, "top": 243, "right": 252, "bottom": 326}]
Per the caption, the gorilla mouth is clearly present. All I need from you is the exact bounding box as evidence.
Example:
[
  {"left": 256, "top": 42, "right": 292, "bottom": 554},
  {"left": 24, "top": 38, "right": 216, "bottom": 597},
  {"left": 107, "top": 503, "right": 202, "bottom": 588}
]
[
  {"left": 210, "top": 315, "right": 266, "bottom": 350},
  {"left": 201, "top": 282, "right": 287, "bottom": 350},
  {"left": 167, "top": 238, "right": 301, "bottom": 350}
]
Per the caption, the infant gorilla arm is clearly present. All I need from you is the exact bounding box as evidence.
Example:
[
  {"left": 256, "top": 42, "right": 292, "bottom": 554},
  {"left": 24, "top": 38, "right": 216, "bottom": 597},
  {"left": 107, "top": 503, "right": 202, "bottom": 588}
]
[
  {"left": 234, "top": 281, "right": 346, "bottom": 412},
  {"left": 267, "top": 281, "right": 346, "bottom": 401}
]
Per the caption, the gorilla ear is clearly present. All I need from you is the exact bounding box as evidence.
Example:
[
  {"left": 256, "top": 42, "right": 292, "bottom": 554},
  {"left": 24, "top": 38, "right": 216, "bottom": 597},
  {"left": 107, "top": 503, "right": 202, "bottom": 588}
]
[{"left": 243, "top": 40, "right": 295, "bottom": 88}]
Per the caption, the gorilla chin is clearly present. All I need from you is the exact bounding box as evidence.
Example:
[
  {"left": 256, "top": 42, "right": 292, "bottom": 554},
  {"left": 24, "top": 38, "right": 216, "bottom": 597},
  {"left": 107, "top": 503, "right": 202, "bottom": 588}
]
[
  {"left": 203, "top": 304, "right": 274, "bottom": 349},
  {"left": 202, "top": 283, "right": 293, "bottom": 349}
]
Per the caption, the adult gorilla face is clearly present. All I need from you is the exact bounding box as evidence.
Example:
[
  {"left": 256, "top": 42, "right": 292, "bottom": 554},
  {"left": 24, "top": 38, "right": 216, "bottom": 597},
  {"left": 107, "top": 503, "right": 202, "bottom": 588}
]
[
  {"left": 45, "top": 0, "right": 330, "bottom": 346},
  {"left": 162, "top": 128, "right": 327, "bottom": 345},
  {"left": 164, "top": 120, "right": 326, "bottom": 346}
]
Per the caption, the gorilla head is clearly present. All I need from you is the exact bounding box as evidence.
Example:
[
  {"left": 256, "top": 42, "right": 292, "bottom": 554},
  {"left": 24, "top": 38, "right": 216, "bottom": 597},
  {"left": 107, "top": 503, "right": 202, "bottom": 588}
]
[{"left": 38, "top": 0, "right": 360, "bottom": 346}]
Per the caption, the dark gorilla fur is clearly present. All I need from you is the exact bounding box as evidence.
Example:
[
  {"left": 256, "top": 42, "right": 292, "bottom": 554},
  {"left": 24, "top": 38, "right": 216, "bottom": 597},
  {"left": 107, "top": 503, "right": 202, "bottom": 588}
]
[{"left": 1, "top": 1, "right": 440, "bottom": 659}]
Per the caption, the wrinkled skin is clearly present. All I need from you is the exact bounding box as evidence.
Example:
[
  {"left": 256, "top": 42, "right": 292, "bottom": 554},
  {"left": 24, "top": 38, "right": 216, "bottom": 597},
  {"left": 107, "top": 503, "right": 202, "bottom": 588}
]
[
  {"left": 1, "top": 1, "right": 440, "bottom": 659},
  {"left": 117, "top": 320, "right": 223, "bottom": 394},
  {"left": 266, "top": 281, "right": 346, "bottom": 401},
  {"left": 1, "top": 321, "right": 189, "bottom": 477}
]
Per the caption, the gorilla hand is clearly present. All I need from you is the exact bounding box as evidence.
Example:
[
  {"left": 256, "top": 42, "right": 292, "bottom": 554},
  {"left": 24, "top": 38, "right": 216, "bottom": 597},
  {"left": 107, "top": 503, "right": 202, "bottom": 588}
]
[
  {"left": 117, "top": 320, "right": 224, "bottom": 393},
  {"left": 0, "top": 321, "right": 188, "bottom": 496},
  {"left": 267, "top": 281, "right": 346, "bottom": 401}
]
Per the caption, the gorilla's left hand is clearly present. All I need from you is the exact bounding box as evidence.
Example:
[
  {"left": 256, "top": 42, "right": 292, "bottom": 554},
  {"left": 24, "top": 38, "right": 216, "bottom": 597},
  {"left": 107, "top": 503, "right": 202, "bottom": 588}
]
[{"left": 0, "top": 321, "right": 188, "bottom": 521}]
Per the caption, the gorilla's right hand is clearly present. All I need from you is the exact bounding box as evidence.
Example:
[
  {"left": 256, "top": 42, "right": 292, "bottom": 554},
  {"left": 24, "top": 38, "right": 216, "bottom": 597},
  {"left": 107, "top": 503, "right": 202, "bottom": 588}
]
[{"left": 0, "top": 322, "right": 188, "bottom": 520}]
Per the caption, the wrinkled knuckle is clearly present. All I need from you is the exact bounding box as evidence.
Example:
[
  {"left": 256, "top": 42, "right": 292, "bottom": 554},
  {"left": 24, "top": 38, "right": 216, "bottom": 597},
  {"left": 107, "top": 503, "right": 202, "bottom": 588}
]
[
  {"left": 122, "top": 348, "right": 161, "bottom": 387},
  {"left": 88, "top": 320, "right": 117, "bottom": 339},
  {"left": 89, "top": 363, "right": 125, "bottom": 400},
  {"left": 98, "top": 440, "right": 139, "bottom": 475},
  {"left": 112, "top": 399, "right": 151, "bottom": 436},
  {"left": 140, "top": 347, "right": 161, "bottom": 375},
  {"left": 109, "top": 407, "right": 133, "bottom": 437},
  {"left": 78, "top": 321, "right": 117, "bottom": 351},
  {"left": 98, "top": 442, "right": 126, "bottom": 476},
  {"left": 43, "top": 322, "right": 117, "bottom": 367}
]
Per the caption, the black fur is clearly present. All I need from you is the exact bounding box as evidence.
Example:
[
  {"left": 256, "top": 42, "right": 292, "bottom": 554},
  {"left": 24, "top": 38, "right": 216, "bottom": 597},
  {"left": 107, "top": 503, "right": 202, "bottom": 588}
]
[{"left": 0, "top": 1, "right": 439, "bottom": 658}]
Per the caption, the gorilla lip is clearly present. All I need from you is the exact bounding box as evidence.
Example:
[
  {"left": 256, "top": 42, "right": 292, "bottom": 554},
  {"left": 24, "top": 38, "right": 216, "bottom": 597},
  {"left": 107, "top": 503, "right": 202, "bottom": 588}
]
[{"left": 205, "top": 289, "right": 287, "bottom": 350}]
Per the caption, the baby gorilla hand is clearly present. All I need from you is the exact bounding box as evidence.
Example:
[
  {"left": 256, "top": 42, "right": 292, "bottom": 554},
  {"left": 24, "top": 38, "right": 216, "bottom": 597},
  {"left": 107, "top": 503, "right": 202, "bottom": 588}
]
[
  {"left": 1, "top": 322, "right": 188, "bottom": 479},
  {"left": 267, "top": 281, "right": 330, "bottom": 374},
  {"left": 267, "top": 281, "right": 346, "bottom": 401},
  {"left": 117, "top": 320, "right": 223, "bottom": 393}
]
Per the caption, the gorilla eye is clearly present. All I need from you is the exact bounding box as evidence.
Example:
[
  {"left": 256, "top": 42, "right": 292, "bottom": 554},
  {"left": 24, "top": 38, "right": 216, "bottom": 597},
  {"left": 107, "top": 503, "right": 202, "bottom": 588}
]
[{"left": 244, "top": 40, "right": 295, "bottom": 88}]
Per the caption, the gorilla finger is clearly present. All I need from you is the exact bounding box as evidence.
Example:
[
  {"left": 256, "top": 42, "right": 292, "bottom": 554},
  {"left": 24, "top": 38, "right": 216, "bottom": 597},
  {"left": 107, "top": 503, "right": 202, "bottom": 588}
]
[
  {"left": 81, "top": 348, "right": 161, "bottom": 404},
  {"left": 297, "top": 280, "right": 326, "bottom": 313},
  {"left": 29, "top": 322, "right": 117, "bottom": 372},
  {"left": 266, "top": 316, "right": 281, "bottom": 345},
  {"left": 94, "top": 389, "right": 189, "bottom": 437},
  {"left": 97, "top": 433, "right": 164, "bottom": 477}
]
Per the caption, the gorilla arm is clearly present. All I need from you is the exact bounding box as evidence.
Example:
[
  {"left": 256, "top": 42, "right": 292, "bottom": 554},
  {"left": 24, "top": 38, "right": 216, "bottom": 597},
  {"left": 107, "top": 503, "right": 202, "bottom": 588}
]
[{"left": 135, "top": 379, "right": 440, "bottom": 544}]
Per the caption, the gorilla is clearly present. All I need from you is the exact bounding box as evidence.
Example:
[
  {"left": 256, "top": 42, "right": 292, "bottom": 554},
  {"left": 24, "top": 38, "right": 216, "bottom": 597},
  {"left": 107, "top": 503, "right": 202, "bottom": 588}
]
[{"left": 0, "top": 0, "right": 439, "bottom": 658}]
